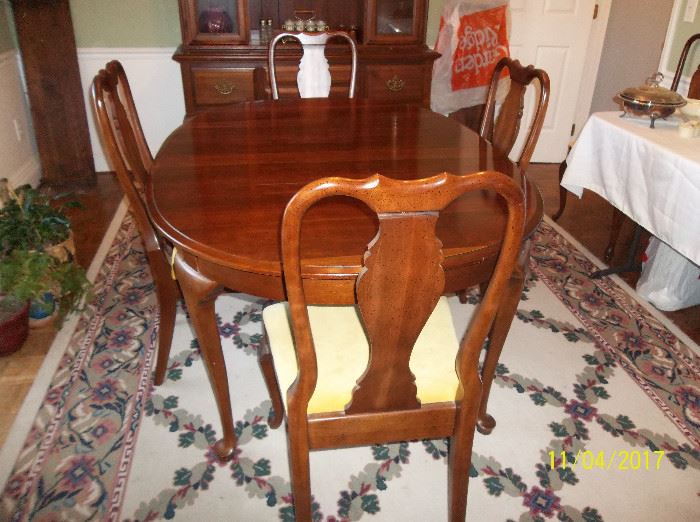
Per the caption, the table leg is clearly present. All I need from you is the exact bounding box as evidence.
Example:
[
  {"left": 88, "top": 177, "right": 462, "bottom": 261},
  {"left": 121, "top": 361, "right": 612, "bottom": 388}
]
[
  {"left": 477, "top": 240, "right": 529, "bottom": 435},
  {"left": 552, "top": 157, "right": 568, "bottom": 221},
  {"left": 172, "top": 252, "right": 237, "bottom": 459},
  {"left": 591, "top": 224, "right": 643, "bottom": 279},
  {"left": 604, "top": 207, "right": 625, "bottom": 262}
]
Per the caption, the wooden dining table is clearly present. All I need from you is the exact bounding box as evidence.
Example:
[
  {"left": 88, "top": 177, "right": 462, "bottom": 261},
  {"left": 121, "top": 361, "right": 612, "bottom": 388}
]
[{"left": 147, "top": 98, "right": 543, "bottom": 459}]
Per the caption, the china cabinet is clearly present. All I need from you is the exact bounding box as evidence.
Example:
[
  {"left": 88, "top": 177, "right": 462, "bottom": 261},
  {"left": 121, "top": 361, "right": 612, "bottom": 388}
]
[{"left": 175, "top": 0, "right": 437, "bottom": 115}]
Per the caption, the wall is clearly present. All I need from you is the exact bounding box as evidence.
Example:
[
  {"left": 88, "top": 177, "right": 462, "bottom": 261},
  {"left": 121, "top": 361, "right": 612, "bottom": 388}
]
[
  {"left": 661, "top": 0, "right": 700, "bottom": 93},
  {"left": 426, "top": 0, "right": 445, "bottom": 48},
  {"left": 0, "top": 0, "right": 14, "bottom": 52},
  {"left": 0, "top": 0, "right": 40, "bottom": 188},
  {"left": 67, "top": 0, "right": 183, "bottom": 172},
  {"left": 70, "top": 0, "right": 180, "bottom": 47},
  {"left": 590, "top": 0, "right": 675, "bottom": 113}
]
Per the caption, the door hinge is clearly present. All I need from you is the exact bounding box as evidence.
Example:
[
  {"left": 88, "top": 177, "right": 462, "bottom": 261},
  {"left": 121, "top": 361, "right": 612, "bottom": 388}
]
[
  {"left": 593, "top": 3, "right": 599, "bottom": 19},
  {"left": 570, "top": 123, "right": 576, "bottom": 136}
]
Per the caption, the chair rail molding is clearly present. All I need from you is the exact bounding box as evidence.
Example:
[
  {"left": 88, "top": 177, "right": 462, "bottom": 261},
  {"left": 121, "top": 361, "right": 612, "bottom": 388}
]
[
  {"left": 0, "top": 49, "right": 40, "bottom": 188},
  {"left": 76, "top": 48, "right": 185, "bottom": 172}
]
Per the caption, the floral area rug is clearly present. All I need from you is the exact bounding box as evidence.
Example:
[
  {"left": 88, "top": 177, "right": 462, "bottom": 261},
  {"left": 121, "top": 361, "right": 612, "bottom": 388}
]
[{"left": 1, "top": 214, "right": 699, "bottom": 521}]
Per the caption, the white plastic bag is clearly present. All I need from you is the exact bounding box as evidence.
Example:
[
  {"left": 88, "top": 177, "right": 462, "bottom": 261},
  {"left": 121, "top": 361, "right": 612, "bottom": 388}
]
[
  {"left": 430, "top": 0, "right": 510, "bottom": 115},
  {"left": 636, "top": 236, "right": 700, "bottom": 311}
]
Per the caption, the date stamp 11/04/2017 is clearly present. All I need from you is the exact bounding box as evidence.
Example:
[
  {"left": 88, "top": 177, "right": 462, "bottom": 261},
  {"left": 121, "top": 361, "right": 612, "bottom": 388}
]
[{"left": 549, "top": 450, "right": 665, "bottom": 471}]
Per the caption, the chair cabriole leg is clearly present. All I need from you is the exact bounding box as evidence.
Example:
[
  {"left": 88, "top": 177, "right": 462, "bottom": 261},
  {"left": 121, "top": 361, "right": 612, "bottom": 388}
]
[
  {"left": 150, "top": 252, "right": 179, "bottom": 386},
  {"left": 258, "top": 330, "right": 284, "bottom": 428},
  {"left": 477, "top": 242, "right": 528, "bottom": 434}
]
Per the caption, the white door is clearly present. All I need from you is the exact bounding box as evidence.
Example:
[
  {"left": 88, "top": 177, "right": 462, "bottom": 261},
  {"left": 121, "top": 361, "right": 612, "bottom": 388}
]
[{"left": 509, "top": 0, "right": 599, "bottom": 162}]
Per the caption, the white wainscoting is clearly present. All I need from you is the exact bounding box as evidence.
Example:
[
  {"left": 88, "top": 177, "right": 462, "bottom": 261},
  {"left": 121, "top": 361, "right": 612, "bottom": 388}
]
[
  {"left": 0, "top": 50, "right": 40, "bottom": 188},
  {"left": 77, "top": 48, "right": 185, "bottom": 172}
]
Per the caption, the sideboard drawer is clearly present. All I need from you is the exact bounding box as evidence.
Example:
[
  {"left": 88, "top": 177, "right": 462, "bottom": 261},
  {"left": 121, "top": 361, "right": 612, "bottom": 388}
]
[
  {"left": 364, "top": 65, "right": 428, "bottom": 104},
  {"left": 192, "top": 68, "right": 255, "bottom": 105}
]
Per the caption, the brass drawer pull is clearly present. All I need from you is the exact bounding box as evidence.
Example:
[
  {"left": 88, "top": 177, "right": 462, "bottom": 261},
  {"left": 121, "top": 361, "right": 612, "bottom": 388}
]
[
  {"left": 386, "top": 76, "right": 405, "bottom": 92},
  {"left": 214, "top": 81, "right": 235, "bottom": 95}
]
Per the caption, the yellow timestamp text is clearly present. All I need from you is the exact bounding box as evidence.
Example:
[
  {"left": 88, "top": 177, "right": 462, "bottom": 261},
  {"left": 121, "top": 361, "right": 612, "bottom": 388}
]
[{"left": 549, "top": 450, "right": 665, "bottom": 471}]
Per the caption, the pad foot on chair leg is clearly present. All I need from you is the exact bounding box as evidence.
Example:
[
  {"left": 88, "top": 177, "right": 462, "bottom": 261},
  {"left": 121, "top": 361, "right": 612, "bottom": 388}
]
[
  {"left": 267, "top": 406, "right": 283, "bottom": 429},
  {"left": 213, "top": 438, "right": 237, "bottom": 460},
  {"left": 477, "top": 413, "right": 496, "bottom": 435}
]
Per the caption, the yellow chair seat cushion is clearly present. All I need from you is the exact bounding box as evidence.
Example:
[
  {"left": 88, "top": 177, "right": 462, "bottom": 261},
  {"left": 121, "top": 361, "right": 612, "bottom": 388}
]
[{"left": 262, "top": 296, "right": 461, "bottom": 414}]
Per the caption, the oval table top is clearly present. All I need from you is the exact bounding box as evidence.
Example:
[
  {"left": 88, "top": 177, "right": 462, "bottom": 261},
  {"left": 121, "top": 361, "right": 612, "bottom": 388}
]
[{"left": 148, "top": 98, "right": 543, "bottom": 300}]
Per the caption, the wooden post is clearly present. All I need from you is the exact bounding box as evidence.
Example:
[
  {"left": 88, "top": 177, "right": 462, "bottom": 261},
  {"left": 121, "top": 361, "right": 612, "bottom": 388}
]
[{"left": 11, "top": 0, "right": 95, "bottom": 188}]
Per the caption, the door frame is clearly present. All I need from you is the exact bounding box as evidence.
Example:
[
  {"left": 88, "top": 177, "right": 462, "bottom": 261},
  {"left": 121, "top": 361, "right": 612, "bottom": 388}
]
[{"left": 571, "top": 0, "right": 612, "bottom": 143}]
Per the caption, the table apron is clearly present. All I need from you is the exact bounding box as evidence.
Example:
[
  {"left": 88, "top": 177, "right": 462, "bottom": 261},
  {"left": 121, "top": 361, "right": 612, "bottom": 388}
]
[{"left": 179, "top": 249, "right": 499, "bottom": 304}]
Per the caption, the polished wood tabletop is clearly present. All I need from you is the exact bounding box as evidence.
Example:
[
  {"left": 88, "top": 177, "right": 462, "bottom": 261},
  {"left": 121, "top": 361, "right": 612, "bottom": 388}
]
[
  {"left": 147, "top": 98, "right": 543, "bottom": 460},
  {"left": 149, "top": 98, "right": 542, "bottom": 303}
]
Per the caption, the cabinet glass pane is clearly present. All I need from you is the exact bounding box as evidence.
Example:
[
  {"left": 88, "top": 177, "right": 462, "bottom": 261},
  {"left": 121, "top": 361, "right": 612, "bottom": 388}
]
[
  {"left": 196, "top": 0, "right": 239, "bottom": 34},
  {"left": 375, "top": 0, "right": 415, "bottom": 35}
]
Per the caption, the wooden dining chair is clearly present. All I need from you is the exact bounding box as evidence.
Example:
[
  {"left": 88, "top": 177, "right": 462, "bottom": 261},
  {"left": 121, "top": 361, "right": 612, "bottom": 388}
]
[
  {"left": 671, "top": 33, "right": 700, "bottom": 98},
  {"left": 90, "top": 60, "right": 179, "bottom": 385},
  {"left": 480, "top": 57, "right": 559, "bottom": 222},
  {"left": 268, "top": 31, "right": 358, "bottom": 99},
  {"left": 480, "top": 57, "right": 550, "bottom": 171},
  {"left": 452, "top": 60, "right": 548, "bottom": 434},
  {"left": 260, "top": 171, "right": 525, "bottom": 521}
]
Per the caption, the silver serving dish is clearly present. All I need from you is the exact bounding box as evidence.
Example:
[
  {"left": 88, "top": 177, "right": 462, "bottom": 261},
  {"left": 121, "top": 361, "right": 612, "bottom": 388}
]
[{"left": 618, "top": 73, "right": 686, "bottom": 128}]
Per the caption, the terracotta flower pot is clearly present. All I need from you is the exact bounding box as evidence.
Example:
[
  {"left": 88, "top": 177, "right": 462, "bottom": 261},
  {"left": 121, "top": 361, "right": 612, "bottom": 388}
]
[{"left": 0, "top": 299, "right": 30, "bottom": 356}]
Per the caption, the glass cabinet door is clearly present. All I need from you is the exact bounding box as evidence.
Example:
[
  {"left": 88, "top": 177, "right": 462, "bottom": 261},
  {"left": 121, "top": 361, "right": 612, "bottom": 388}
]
[
  {"left": 180, "top": 0, "right": 249, "bottom": 45},
  {"left": 364, "top": 0, "right": 426, "bottom": 44}
]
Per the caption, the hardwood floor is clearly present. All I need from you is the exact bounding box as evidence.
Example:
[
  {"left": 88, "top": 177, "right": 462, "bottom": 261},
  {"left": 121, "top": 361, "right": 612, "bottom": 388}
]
[{"left": 0, "top": 167, "right": 698, "bottom": 448}]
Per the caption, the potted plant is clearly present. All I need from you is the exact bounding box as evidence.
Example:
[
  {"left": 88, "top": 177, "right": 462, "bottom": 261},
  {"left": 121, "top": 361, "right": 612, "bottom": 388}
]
[
  {"left": 0, "top": 249, "right": 90, "bottom": 329},
  {"left": 0, "top": 182, "right": 79, "bottom": 261},
  {"left": 0, "top": 180, "right": 90, "bottom": 350}
]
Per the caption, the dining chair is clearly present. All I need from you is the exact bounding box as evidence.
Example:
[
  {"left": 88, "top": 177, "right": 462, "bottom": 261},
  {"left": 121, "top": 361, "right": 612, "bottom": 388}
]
[
  {"left": 267, "top": 31, "right": 358, "bottom": 99},
  {"left": 480, "top": 57, "right": 550, "bottom": 171},
  {"left": 452, "top": 60, "right": 548, "bottom": 435},
  {"left": 671, "top": 33, "right": 700, "bottom": 98},
  {"left": 90, "top": 60, "right": 179, "bottom": 386},
  {"left": 260, "top": 171, "right": 526, "bottom": 521},
  {"left": 480, "top": 58, "right": 558, "bottom": 221}
]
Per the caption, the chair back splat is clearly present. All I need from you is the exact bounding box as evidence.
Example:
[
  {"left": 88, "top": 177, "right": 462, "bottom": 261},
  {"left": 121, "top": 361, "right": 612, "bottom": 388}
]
[
  {"left": 262, "top": 171, "right": 526, "bottom": 521},
  {"left": 479, "top": 57, "right": 550, "bottom": 170},
  {"left": 268, "top": 31, "right": 358, "bottom": 100},
  {"left": 90, "top": 60, "right": 179, "bottom": 386}
]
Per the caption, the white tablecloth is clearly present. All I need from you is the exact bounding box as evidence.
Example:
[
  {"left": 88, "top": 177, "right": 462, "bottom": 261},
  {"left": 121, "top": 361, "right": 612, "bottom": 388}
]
[{"left": 561, "top": 111, "right": 700, "bottom": 310}]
